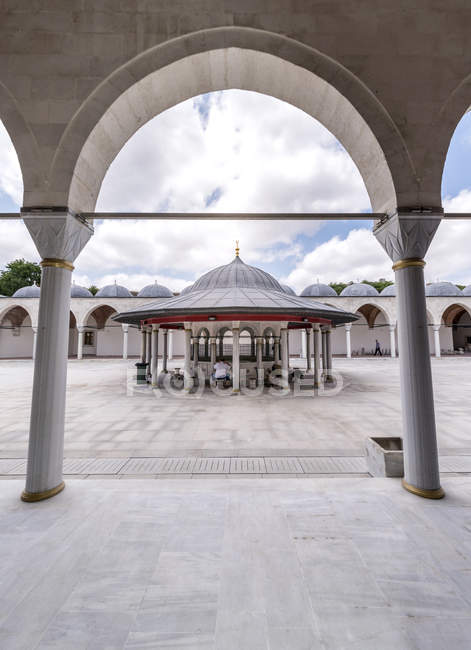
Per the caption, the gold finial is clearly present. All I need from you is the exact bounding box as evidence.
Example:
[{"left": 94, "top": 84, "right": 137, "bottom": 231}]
[{"left": 235, "top": 240, "right": 240, "bottom": 257}]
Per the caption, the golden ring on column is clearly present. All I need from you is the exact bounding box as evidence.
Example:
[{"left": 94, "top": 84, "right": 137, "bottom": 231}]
[
  {"left": 392, "top": 258, "right": 425, "bottom": 271},
  {"left": 40, "top": 258, "right": 75, "bottom": 271},
  {"left": 402, "top": 479, "right": 445, "bottom": 499},
  {"left": 21, "top": 481, "right": 65, "bottom": 502}
]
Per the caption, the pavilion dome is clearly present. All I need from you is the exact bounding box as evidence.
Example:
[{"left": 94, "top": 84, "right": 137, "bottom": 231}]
[
  {"left": 12, "top": 284, "right": 41, "bottom": 298},
  {"left": 462, "top": 285, "right": 471, "bottom": 296},
  {"left": 96, "top": 283, "right": 132, "bottom": 298},
  {"left": 280, "top": 284, "right": 296, "bottom": 295},
  {"left": 380, "top": 284, "right": 396, "bottom": 296},
  {"left": 340, "top": 283, "right": 379, "bottom": 297},
  {"left": 71, "top": 283, "right": 93, "bottom": 298},
  {"left": 138, "top": 282, "right": 173, "bottom": 298},
  {"left": 301, "top": 283, "right": 337, "bottom": 298},
  {"left": 191, "top": 255, "right": 284, "bottom": 293},
  {"left": 425, "top": 282, "right": 463, "bottom": 297},
  {"left": 180, "top": 285, "right": 194, "bottom": 295}
]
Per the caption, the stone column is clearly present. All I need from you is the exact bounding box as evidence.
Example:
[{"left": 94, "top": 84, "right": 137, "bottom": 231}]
[
  {"left": 389, "top": 324, "right": 396, "bottom": 358},
  {"left": 256, "top": 336, "right": 264, "bottom": 386},
  {"left": 77, "top": 326, "right": 84, "bottom": 360},
  {"left": 162, "top": 329, "right": 169, "bottom": 373},
  {"left": 325, "top": 327, "right": 333, "bottom": 382},
  {"left": 301, "top": 329, "right": 307, "bottom": 359},
  {"left": 151, "top": 324, "right": 159, "bottom": 387},
  {"left": 210, "top": 337, "right": 216, "bottom": 366},
  {"left": 232, "top": 325, "right": 240, "bottom": 393},
  {"left": 345, "top": 323, "right": 352, "bottom": 358},
  {"left": 432, "top": 325, "right": 441, "bottom": 358},
  {"left": 146, "top": 329, "right": 152, "bottom": 367},
  {"left": 274, "top": 336, "right": 280, "bottom": 363},
  {"left": 184, "top": 327, "right": 192, "bottom": 390},
  {"left": 140, "top": 328, "right": 146, "bottom": 363},
  {"left": 375, "top": 212, "right": 443, "bottom": 498},
  {"left": 122, "top": 324, "right": 128, "bottom": 360},
  {"left": 168, "top": 330, "right": 174, "bottom": 360},
  {"left": 321, "top": 327, "right": 327, "bottom": 375},
  {"left": 21, "top": 212, "right": 93, "bottom": 502},
  {"left": 313, "top": 324, "right": 321, "bottom": 388},
  {"left": 306, "top": 328, "right": 312, "bottom": 371},
  {"left": 280, "top": 328, "right": 289, "bottom": 388},
  {"left": 193, "top": 336, "right": 199, "bottom": 364}
]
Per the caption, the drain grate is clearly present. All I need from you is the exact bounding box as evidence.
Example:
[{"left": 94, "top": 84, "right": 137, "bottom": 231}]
[{"left": 299, "top": 456, "right": 368, "bottom": 474}]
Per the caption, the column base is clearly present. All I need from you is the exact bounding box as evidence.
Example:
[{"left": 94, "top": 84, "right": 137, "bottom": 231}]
[
  {"left": 21, "top": 481, "right": 65, "bottom": 503},
  {"left": 232, "top": 388, "right": 240, "bottom": 393},
  {"left": 402, "top": 479, "right": 445, "bottom": 499}
]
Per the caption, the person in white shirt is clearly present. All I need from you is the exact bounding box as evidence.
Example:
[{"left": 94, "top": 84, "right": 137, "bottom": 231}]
[{"left": 213, "top": 360, "right": 231, "bottom": 381}]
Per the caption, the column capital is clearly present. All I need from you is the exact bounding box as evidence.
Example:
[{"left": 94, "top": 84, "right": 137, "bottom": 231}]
[
  {"left": 122, "top": 323, "right": 129, "bottom": 332},
  {"left": 374, "top": 212, "right": 441, "bottom": 263},
  {"left": 23, "top": 211, "right": 93, "bottom": 262},
  {"left": 432, "top": 324, "right": 441, "bottom": 332},
  {"left": 389, "top": 323, "right": 396, "bottom": 331},
  {"left": 152, "top": 323, "right": 159, "bottom": 331},
  {"left": 345, "top": 323, "right": 352, "bottom": 331},
  {"left": 77, "top": 326, "right": 85, "bottom": 333},
  {"left": 312, "top": 323, "right": 320, "bottom": 331}
]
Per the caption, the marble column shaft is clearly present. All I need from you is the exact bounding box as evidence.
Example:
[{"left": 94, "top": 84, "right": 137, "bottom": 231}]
[{"left": 151, "top": 325, "right": 159, "bottom": 386}]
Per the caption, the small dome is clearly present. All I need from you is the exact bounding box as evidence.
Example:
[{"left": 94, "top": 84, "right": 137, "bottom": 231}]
[
  {"left": 301, "top": 283, "right": 337, "bottom": 298},
  {"left": 462, "top": 285, "right": 471, "bottom": 296},
  {"left": 12, "top": 284, "right": 41, "bottom": 298},
  {"left": 425, "top": 282, "right": 463, "bottom": 297},
  {"left": 71, "top": 283, "right": 93, "bottom": 298},
  {"left": 340, "top": 283, "right": 379, "bottom": 297},
  {"left": 96, "top": 283, "right": 132, "bottom": 298},
  {"left": 380, "top": 284, "right": 396, "bottom": 296},
  {"left": 138, "top": 282, "right": 173, "bottom": 298},
  {"left": 180, "top": 285, "right": 194, "bottom": 295},
  {"left": 191, "top": 256, "right": 284, "bottom": 293},
  {"left": 280, "top": 284, "right": 296, "bottom": 295}
]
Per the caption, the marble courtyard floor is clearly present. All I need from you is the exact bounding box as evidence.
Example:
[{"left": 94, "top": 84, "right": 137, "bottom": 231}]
[{"left": 1, "top": 358, "right": 471, "bottom": 648}]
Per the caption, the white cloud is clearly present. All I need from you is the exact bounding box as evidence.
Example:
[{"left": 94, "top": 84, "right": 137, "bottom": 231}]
[{"left": 0, "top": 122, "right": 22, "bottom": 205}]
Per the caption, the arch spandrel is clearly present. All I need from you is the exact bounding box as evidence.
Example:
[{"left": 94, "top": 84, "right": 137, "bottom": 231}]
[{"left": 43, "top": 28, "right": 413, "bottom": 215}]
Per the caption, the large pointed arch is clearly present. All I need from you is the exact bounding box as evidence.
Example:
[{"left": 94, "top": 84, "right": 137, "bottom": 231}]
[{"left": 42, "top": 27, "right": 414, "bottom": 215}]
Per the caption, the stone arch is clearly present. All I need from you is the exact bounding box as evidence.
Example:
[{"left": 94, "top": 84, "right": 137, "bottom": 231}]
[
  {"left": 0, "top": 81, "right": 40, "bottom": 205},
  {"left": 81, "top": 303, "right": 117, "bottom": 329},
  {"left": 440, "top": 303, "right": 471, "bottom": 327},
  {"left": 441, "top": 303, "right": 471, "bottom": 351},
  {"left": 350, "top": 300, "right": 393, "bottom": 327},
  {"left": 0, "top": 303, "right": 34, "bottom": 328},
  {"left": 45, "top": 27, "right": 413, "bottom": 215}
]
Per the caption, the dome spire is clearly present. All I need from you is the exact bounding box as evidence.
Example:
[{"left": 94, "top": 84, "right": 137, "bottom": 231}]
[{"left": 235, "top": 240, "right": 240, "bottom": 257}]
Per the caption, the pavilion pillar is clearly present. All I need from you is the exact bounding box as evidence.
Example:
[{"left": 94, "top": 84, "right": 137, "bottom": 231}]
[
  {"left": 168, "top": 330, "right": 174, "bottom": 360},
  {"left": 162, "top": 329, "right": 169, "bottom": 373},
  {"left": 375, "top": 212, "right": 443, "bottom": 498},
  {"left": 274, "top": 336, "right": 280, "bottom": 363},
  {"left": 140, "top": 328, "right": 146, "bottom": 363},
  {"left": 21, "top": 212, "right": 93, "bottom": 502},
  {"left": 184, "top": 327, "right": 192, "bottom": 390},
  {"left": 301, "top": 330, "right": 307, "bottom": 359},
  {"left": 313, "top": 324, "right": 321, "bottom": 388},
  {"left": 345, "top": 323, "right": 352, "bottom": 358},
  {"left": 280, "top": 328, "right": 289, "bottom": 388},
  {"left": 256, "top": 336, "right": 264, "bottom": 386},
  {"left": 306, "top": 328, "right": 312, "bottom": 371},
  {"left": 146, "top": 329, "right": 152, "bottom": 367},
  {"left": 151, "top": 324, "right": 159, "bottom": 387},
  {"left": 321, "top": 327, "right": 327, "bottom": 375},
  {"left": 232, "top": 325, "right": 240, "bottom": 393},
  {"left": 325, "top": 327, "right": 333, "bottom": 382},
  {"left": 122, "top": 324, "right": 128, "bottom": 360},
  {"left": 209, "top": 337, "right": 216, "bottom": 366},
  {"left": 432, "top": 325, "right": 441, "bottom": 358},
  {"left": 193, "top": 336, "right": 199, "bottom": 364},
  {"left": 389, "top": 324, "right": 396, "bottom": 358},
  {"left": 77, "top": 326, "right": 84, "bottom": 360}
]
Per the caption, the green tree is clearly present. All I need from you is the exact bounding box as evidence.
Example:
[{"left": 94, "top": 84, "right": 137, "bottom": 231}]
[
  {"left": 88, "top": 285, "right": 99, "bottom": 296},
  {"left": 362, "top": 278, "right": 394, "bottom": 293},
  {"left": 0, "top": 259, "right": 41, "bottom": 296},
  {"left": 329, "top": 282, "right": 349, "bottom": 295}
]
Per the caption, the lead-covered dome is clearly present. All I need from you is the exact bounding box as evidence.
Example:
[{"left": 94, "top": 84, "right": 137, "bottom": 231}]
[
  {"left": 425, "top": 282, "right": 463, "bottom": 297},
  {"left": 191, "top": 256, "right": 284, "bottom": 292},
  {"left": 280, "top": 284, "right": 296, "bottom": 295},
  {"left": 138, "top": 282, "right": 173, "bottom": 298},
  {"left": 71, "top": 283, "right": 93, "bottom": 298},
  {"left": 301, "top": 283, "right": 337, "bottom": 298},
  {"left": 180, "top": 285, "right": 194, "bottom": 295},
  {"left": 340, "top": 283, "right": 379, "bottom": 297},
  {"left": 96, "top": 283, "right": 132, "bottom": 298},
  {"left": 380, "top": 284, "right": 396, "bottom": 296},
  {"left": 12, "top": 284, "right": 41, "bottom": 298}
]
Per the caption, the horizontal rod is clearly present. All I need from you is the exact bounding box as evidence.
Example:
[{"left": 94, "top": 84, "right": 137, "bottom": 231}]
[{"left": 1, "top": 212, "right": 471, "bottom": 220}]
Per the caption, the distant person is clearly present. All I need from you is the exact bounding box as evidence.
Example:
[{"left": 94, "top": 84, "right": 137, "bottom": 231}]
[
  {"left": 374, "top": 339, "right": 382, "bottom": 356},
  {"left": 213, "top": 359, "right": 231, "bottom": 381}
]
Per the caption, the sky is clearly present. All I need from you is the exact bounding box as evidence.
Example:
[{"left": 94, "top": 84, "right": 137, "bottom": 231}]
[{"left": 1, "top": 89, "right": 471, "bottom": 293}]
